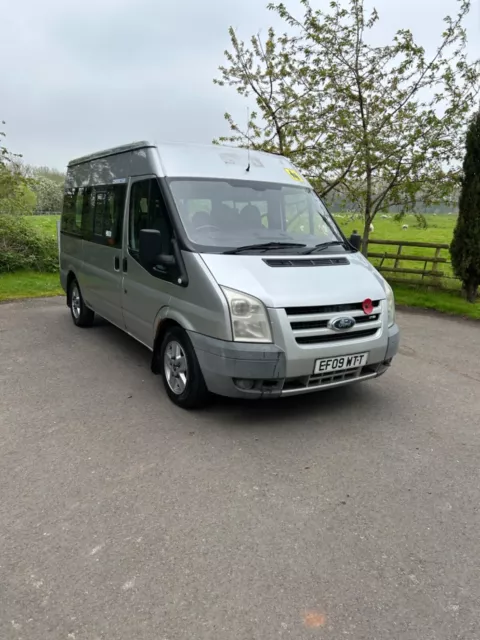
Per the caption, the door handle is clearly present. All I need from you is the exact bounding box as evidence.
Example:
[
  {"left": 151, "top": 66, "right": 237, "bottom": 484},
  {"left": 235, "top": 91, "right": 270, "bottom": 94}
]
[
  {"left": 122, "top": 258, "right": 128, "bottom": 273},
  {"left": 114, "top": 256, "right": 120, "bottom": 270}
]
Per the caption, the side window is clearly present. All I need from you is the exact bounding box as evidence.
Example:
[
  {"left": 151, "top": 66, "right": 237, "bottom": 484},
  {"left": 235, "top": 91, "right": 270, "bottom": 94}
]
[
  {"left": 83, "top": 184, "right": 126, "bottom": 247},
  {"left": 75, "top": 189, "right": 84, "bottom": 230},
  {"left": 61, "top": 187, "right": 84, "bottom": 236},
  {"left": 129, "top": 181, "right": 150, "bottom": 251},
  {"left": 93, "top": 191, "right": 107, "bottom": 237},
  {"left": 105, "top": 185, "right": 125, "bottom": 247},
  {"left": 129, "top": 179, "right": 171, "bottom": 254}
]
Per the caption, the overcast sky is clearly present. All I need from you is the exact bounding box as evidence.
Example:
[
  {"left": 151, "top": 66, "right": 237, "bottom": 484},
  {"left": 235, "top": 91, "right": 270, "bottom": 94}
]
[{"left": 1, "top": 0, "right": 479, "bottom": 170}]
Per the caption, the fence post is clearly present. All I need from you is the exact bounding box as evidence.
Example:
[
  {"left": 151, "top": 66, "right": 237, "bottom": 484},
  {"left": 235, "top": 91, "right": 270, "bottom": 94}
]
[
  {"left": 394, "top": 244, "right": 403, "bottom": 269},
  {"left": 422, "top": 260, "right": 428, "bottom": 282},
  {"left": 431, "top": 246, "right": 442, "bottom": 286}
]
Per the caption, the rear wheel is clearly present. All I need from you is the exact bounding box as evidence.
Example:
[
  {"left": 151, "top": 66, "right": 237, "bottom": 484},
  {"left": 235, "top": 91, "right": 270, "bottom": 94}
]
[
  {"left": 160, "top": 327, "right": 209, "bottom": 409},
  {"left": 69, "top": 279, "right": 94, "bottom": 327}
]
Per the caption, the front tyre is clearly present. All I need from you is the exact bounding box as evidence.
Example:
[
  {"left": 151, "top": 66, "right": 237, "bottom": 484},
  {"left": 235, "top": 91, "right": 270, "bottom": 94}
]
[
  {"left": 69, "top": 279, "right": 95, "bottom": 327},
  {"left": 160, "top": 327, "right": 209, "bottom": 409}
]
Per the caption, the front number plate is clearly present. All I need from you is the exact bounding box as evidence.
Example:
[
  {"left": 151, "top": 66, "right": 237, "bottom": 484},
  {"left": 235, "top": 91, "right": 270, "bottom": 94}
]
[{"left": 314, "top": 352, "right": 368, "bottom": 375}]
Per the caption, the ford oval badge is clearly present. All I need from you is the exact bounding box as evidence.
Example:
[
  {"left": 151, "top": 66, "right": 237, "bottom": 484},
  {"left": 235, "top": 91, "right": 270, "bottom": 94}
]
[{"left": 328, "top": 316, "right": 356, "bottom": 332}]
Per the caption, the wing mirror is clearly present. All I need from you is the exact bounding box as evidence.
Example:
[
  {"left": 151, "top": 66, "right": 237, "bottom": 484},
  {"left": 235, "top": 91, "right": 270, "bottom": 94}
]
[{"left": 139, "top": 229, "right": 175, "bottom": 267}]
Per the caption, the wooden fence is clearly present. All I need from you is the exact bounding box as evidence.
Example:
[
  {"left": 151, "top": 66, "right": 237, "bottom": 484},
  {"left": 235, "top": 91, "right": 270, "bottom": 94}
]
[{"left": 367, "top": 239, "right": 461, "bottom": 291}]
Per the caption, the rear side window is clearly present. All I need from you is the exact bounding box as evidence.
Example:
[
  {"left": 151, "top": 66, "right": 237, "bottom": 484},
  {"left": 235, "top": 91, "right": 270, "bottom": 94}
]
[
  {"left": 93, "top": 191, "right": 107, "bottom": 237},
  {"left": 62, "top": 182, "right": 126, "bottom": 247},
  {"left": 61, "top": 187, "right": 84, "bottom": 236}
]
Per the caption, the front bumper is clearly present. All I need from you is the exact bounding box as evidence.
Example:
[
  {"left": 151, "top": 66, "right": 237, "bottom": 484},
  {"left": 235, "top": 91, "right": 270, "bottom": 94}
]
[{"left": 188, "top": 323, "right": 400, "bottom": 399}]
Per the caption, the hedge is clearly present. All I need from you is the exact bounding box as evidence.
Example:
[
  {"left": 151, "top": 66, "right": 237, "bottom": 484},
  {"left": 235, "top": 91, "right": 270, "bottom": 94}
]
[{"left": 0, "top": 215, "right": 58, "bottom": 273}]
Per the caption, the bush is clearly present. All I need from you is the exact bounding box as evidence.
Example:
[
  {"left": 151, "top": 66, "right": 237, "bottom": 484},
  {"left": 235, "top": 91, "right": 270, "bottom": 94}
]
[
  {"left": 0, "top": 183, "right": 37, "bottom": 215},
  {"left": 0, "top": 215, "right": 58, "bottom": 273}
]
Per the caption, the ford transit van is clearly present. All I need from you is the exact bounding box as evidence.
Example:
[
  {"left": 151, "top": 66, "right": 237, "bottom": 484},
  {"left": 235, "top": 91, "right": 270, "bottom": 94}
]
[{"left": 60, "top": 141, "right": 399, "bottom": 408}]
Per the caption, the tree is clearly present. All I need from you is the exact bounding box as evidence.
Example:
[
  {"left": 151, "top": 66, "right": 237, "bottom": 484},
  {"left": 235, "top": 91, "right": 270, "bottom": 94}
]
[
  {"left": 214, "top": 0, "right": 480, "bottom": 254},
  {"left": 33, "top": 166, "right": 65, "bottom": 187},
  {"left": 0, "top": 183, "right": 37, "bottom": 215},
  {"left": 19, "top": 165, "right": 65, "bottom": 213},
  {"left": 450, "top": 111, "right": 480, "bottom": 302},
  {"left": 22, "top": 164, "right": 65, "bottom": 213},
  {"left": 22, "top": 164, "right": 66, "bottom": 187},
  {"left": 0, "top": 121, "right": 35, "bottom": 214},
  {"left": 31, "top": 176, "right": 64, "bottom": 213}
]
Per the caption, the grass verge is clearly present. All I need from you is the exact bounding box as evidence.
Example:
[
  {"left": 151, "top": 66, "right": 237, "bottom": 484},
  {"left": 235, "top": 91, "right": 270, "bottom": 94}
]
[
  {"left": 1, "top": 270, "right": 478, "bottom": 322},
  {"left": 393, "top": 285, "right": 480, "bottom": 320},
  {"left": 0, "top": 272, "right": 63, "bottom": 302}
]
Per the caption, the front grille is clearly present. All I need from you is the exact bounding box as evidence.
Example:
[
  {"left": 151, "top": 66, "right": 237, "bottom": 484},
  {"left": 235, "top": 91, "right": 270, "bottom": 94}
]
[
  {"left": 286, "top": 301, "right": 381, "bottom": 316},
  {"left": 291, "top": 314, "right": 380, "bottom": 331},
  {"left": 296, "top": 328, "right": 378, "bottom": 345},
  {"left": 285, "top": 300, "right": 383, "bottom": 345}
]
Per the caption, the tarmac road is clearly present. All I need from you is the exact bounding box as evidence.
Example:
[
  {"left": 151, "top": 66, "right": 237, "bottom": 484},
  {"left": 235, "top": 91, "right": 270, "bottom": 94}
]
[{"left": 1, "top": 297, "right": 479, "bottom": 640}]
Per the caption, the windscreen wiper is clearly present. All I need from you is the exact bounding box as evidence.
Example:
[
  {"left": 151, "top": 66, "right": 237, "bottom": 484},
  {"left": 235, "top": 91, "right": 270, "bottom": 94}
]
[
  {"left": 302, "top": 241, "right": 350, "bottom": 255},
  {"left": 224, "top": 242, "right": 307, "bottom": 255}
]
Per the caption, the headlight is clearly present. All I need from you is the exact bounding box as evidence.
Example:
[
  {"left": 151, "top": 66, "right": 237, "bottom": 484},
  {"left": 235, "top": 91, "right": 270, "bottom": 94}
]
[
  {"left": 221, "top": 287, "right": 272, "bottom": 343},
  {"left": 384, "top": 280, "right": 396, "bottom": 328}
]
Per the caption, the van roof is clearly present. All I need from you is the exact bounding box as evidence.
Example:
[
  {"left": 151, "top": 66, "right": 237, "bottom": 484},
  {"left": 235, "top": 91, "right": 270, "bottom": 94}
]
[
  {"left": 67, "top": 141, "right": 310, "bottom": 187},
  {"left": 67, "top": 141, "right": 155, "bottom": 167}
]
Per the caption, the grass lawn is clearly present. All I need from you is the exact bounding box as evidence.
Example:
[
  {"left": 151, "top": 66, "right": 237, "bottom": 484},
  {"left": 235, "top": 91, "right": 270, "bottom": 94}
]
[
  {"left": 393, "top": 285, "right": 479, "bottom": 321},
  {"left": 1, "top": 272, "right": 477, "bottom": 322},
  {"left": 1, "top": 271, "right": 476, "bottom": 320},
  {"left": 0, "top": 272, "right": 63, "bottom": 302}
]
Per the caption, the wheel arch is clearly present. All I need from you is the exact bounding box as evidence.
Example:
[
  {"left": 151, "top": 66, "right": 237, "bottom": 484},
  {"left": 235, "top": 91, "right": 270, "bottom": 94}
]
[
  {"left": 151, "top": 318, "right": 184, "bottom": 375},
  {"left": 66, "top": 271, "right": 77, "bottom": 307}
]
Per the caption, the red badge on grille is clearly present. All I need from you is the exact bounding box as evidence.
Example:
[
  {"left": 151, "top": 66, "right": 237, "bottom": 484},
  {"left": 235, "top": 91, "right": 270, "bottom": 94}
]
[{"left": 362, "top": 298, "right": 374, "bottom": 315}]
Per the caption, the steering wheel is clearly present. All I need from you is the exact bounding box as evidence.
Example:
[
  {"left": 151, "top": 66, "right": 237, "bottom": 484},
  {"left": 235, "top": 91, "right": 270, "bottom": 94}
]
[{"left": 195, "top": 225, "right": 221, "bottom": 232}]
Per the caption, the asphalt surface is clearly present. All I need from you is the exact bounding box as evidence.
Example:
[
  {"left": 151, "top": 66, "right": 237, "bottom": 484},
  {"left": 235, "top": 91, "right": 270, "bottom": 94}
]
[{"left": 1, "top": 297, "right": 479, "bottom": 640}]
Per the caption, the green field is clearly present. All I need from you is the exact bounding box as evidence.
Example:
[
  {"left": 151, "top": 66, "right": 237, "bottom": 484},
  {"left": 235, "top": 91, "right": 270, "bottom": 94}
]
[
  {"left": 27, "top": 212, "right": 457, "bottom": 243},
  {"left": 32, "top": 212, "right": 457, "bottom": 288},
  {"left": 5, "top": 212, "right": 477, "bottom": 319},
  {"left": 334, "top": 213, "right": 456, "bottom": 244},
  {"left": 24, "top": 212, "right": 461, "bottom": 292}
]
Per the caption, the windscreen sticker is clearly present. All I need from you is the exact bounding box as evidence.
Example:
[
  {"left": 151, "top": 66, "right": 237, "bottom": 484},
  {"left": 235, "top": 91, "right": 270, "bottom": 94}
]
[{"left": 284, "top": 168, "right": 304, "bottom": 182}]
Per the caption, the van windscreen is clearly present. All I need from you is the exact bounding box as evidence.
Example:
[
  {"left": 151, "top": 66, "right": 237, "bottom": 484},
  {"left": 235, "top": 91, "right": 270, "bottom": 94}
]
[{"left": 168, "top": 179, "right": 347, "bottom": 255}]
